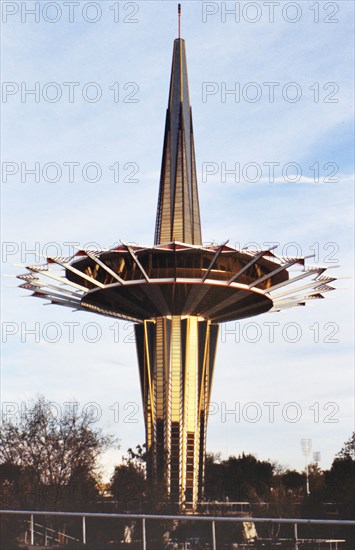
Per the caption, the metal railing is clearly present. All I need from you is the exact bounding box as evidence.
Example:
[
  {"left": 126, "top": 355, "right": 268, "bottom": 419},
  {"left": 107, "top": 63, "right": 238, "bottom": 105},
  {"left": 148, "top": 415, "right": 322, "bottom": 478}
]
[
  {"left": 1, "top": 509, "right": 354, "bottom": 549},
  {"left": 24, "top": 520, "right": 80, "bottom": 545}
]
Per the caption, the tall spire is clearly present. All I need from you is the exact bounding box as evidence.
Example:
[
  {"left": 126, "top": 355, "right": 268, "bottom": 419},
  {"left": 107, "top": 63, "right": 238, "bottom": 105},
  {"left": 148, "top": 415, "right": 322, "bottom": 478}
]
[
  {"left": 178, "top": 3, "right": 181, "bottom": 38},
  {"left": 154, "top": 35, "right": 202, "bottom": 245}
]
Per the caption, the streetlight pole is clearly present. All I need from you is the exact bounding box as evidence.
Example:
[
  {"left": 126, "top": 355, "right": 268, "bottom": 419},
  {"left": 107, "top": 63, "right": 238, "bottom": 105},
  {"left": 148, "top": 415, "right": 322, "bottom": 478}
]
[{"left": 301, "top": 439, "right": 312, "bottom": 496}]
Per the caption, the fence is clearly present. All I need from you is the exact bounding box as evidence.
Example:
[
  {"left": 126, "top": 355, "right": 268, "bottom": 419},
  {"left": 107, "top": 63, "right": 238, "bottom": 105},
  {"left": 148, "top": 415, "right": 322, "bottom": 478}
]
[{"left": 1, "top": 509, "right": 354, "bottom": 549}]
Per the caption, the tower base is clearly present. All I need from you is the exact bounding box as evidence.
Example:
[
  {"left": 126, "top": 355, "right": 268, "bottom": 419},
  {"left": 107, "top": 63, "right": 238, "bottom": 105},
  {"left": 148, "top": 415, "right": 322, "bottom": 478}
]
[{"left": 135, "top": 316, "right": 219, "bottom": 510}]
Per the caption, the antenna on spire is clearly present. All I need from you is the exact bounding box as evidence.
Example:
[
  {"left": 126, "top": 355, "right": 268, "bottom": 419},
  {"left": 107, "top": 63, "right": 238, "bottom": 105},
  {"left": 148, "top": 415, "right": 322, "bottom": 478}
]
[{"left": 178, "top": 4, "right": 181, "bottom": 39}]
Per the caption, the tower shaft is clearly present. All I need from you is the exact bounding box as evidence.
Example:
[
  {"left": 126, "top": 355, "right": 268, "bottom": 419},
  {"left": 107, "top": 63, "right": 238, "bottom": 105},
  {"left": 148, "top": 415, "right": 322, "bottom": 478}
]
[{"left": 135, "top": 317, "right": 219, "bottom": 509}]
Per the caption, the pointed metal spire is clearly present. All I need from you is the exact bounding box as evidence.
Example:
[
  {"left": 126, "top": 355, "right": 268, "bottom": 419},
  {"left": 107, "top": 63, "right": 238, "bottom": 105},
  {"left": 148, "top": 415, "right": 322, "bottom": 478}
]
[
  {"left": 154, "top": 25, "right": 202, "bottom": 245},
  {"left": 178, "top": 3, "right": 181, "bottom": 38}
]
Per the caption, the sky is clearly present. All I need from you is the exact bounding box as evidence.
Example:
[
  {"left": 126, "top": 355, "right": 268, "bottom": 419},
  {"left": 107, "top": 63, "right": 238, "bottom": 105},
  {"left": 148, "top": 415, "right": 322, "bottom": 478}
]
[{"left": 1, "top": 0, "right": 354, "bottom": 481}]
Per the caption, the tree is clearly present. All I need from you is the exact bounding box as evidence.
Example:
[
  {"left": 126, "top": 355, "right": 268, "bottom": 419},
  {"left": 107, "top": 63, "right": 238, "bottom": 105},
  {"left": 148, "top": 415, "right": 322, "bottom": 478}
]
[
  {"left": 281, "top": 469, "right": 304, "bottom": 490},
  {"left": 336, "top": 432, "right": 355, "bottom": 460},
  {"left": 204, "top": 453, "right": 273, "bottom": 502},
  {"left": 204, "top": 452, "right": 224, "bottom": 501},
  {"left": 110, "top": 444, "right": 175, "bottom": 515},
  {"left": 324, "top": 458, "right": 355, "bottom": 516},
  {"left": 110, "top": 446, "right": 146, "bottom": 512},
  {"left": 0, "top": 396, "right": 117, "bottom": 509},
  {"left": 223, "top": 453, "right": 274, "bottom": 502},
  {"left": 324, "top": 433, "right": 355, "bottom": 519}
]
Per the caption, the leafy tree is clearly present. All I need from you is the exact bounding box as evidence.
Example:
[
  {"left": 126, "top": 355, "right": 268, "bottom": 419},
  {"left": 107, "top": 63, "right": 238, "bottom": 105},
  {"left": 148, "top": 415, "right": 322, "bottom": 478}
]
[
  {"left": 223, "top": 453, "right": 273, "bottom": 502},
  {"left": 204, "top": 452, "right": 224, "bottom": 501},
  {"left": 336, "top": 432, "right": 355, "bottom": 460},
  {"left": 323, "top": 433, "right": 355, "bottom": 519},
  {"left": 281, "top": 469, "right": 305, "bottom": 491},
  {"left": 324, "top": 457, "right": 355, "bottom": 517},
  {"left": 204, "top": 453, "right": 273, "bottom": 502},
  {"left": 125, "top": 444, "right": 147, "bottom": 475},
  {"left": 110, "top": 446, "right": 146, "bottom": 512},
  {"left": 110, "top": 444, "right": 172, "bottom": 514}
]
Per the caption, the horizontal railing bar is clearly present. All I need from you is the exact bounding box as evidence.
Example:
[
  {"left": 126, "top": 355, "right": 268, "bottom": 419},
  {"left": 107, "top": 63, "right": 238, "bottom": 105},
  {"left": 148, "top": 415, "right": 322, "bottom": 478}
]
[
  {"left": 1, "top": 510, "right": 354, "bottom": 526},
  {"left": 27, "top": 521, "right": 79, "bottom": 541}
]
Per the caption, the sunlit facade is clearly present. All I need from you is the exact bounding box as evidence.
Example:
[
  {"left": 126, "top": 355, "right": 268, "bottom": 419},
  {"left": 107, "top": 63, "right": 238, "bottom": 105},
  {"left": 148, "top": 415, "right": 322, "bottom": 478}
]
[
  {"left": 18, "top": 35, "right": 336, "bottom": 512},
  {"left": 135, "top": 315, "right": 218, "bottom": 506}
]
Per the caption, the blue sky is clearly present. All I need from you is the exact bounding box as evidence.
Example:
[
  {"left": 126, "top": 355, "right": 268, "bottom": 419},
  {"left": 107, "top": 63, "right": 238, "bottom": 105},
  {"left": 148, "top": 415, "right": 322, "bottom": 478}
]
[{"left": 1, "top": 0, "right": 354, "bottom": 479}]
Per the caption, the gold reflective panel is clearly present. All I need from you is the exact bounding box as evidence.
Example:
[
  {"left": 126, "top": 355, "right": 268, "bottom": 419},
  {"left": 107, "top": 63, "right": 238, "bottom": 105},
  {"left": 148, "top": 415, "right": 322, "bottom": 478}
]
[{"left": 135, "top": 316, "right": 219, "bottom": 510}]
